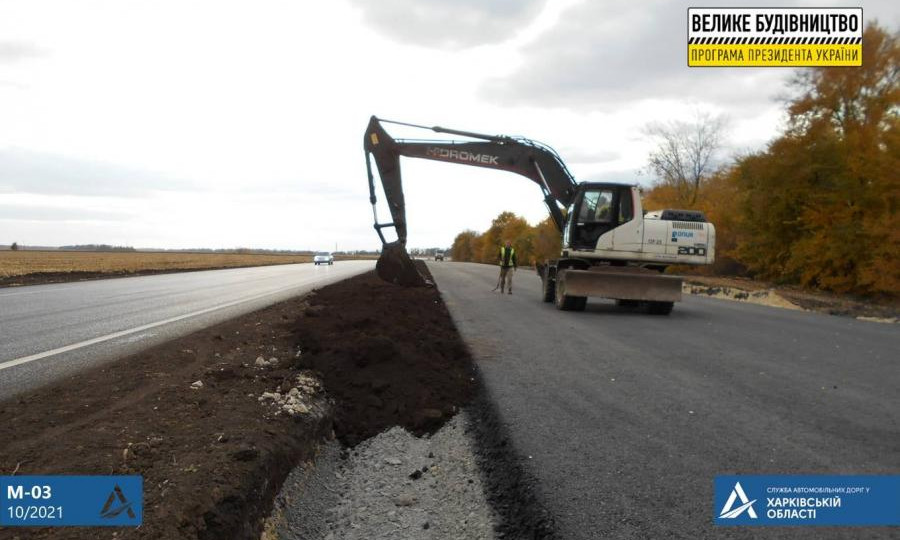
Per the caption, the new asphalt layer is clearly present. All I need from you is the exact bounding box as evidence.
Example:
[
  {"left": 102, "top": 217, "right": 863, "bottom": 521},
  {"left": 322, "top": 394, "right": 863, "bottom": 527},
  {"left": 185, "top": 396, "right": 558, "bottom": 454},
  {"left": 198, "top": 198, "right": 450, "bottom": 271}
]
[
  {"left": 427, "top": 261, "right": 898, "bottom": 539},
  {"left": 0, "top": 261, "right": 374, "bottom": 399}
]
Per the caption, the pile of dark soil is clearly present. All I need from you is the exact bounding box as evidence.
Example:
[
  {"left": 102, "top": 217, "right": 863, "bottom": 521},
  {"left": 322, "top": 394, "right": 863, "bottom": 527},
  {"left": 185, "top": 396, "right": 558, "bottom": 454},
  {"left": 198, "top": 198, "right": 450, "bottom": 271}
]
[
  {"left": 294, "top": 263, "right": 478, "bottom": 446},
  {"left": 0, "top": 297, "right": 332, "bottom": 540},
  {"left": 374, "top": 242, "right": 429, "bottom": 286}
]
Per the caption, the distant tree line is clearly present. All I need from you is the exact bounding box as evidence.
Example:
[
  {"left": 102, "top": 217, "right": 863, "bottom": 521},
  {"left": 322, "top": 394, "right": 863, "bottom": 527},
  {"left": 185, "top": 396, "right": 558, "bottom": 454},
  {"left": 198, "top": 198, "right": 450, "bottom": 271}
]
[{"left": 59, "top": 244, "right": 137, "bottom": 252}]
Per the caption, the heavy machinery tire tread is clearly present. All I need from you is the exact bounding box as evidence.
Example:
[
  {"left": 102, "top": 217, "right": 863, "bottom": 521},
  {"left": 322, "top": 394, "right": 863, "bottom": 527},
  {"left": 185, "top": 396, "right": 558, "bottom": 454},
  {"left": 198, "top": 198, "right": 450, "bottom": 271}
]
[
  {"left": 573, "top": 296, "right": 588, "bottom": 311},
  {"left": 647, "top": 301, "right": 674, "bottom": 315},
  {"left": 555, "top": 277, "right": 587, "bottom": 311},
  {"left": 542, "top": 276, "right": 556, "bottom": 303}
]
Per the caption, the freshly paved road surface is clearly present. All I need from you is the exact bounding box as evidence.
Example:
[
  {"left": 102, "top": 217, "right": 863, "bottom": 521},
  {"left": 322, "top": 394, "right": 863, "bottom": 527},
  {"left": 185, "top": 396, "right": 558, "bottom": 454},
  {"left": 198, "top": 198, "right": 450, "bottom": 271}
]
[
  {"left": 0, "top": 261, "right": 373, "bottom": 399},
  {"left": 428, "top": 262, "right": 899, "bottom": 539}
]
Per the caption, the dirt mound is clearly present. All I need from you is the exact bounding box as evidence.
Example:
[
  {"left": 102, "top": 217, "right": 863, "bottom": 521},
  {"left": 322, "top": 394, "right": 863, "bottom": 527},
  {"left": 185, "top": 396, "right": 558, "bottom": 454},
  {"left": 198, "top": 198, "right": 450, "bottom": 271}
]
[
  {"left": 295, "top": 263, "right": 477, "bottom": 446},
  {"left": 375, "top": 241, "right": 430, "bottom": 286},
  {"left": 0, "top": 297, "right": 333, "bottom": 540}
]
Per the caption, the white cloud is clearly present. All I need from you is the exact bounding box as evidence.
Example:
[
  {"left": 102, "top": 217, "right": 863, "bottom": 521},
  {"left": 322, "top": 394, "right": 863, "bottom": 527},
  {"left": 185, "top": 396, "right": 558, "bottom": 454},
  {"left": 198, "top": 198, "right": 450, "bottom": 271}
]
[{"left": 0, "top": 41, "right": 45, "bottom": 63}]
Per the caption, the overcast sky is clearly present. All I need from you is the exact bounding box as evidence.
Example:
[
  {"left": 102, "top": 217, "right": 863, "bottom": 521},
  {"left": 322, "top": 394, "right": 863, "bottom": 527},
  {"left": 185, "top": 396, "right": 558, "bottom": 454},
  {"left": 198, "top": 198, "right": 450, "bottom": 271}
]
[{"left": 1, "top": 0, "right": 897, "bottom": 251}]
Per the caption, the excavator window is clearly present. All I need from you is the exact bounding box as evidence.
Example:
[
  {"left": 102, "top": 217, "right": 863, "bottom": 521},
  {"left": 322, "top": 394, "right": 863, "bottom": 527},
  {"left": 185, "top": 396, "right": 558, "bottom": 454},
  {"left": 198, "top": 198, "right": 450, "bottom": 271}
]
[
  {"left": 570, "top": 186, "right": 633, "bottom": 250},
  {"left": 578, "top": 192, "right": 600, "bottom": 222},
  {"left": 578, "top": 189, "right": 615, "bottom": 223},
  {"left": 571, "top": 188, "right": 613, "bottom": 249},
  {"left": 596, "top": 194, "right": 612, "bottom": 221}
]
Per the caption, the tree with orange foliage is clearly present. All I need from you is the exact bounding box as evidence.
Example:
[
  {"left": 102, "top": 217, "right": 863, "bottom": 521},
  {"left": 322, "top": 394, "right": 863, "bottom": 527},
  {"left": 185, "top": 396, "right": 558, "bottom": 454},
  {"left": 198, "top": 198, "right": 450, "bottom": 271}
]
[
  {"left": 449, "top": 211, "right": 559, "bottom": 267},
  {"left": 736, "top": 24, "right": 898, "bottom": 294},
  {"left": 450, "top": 230, "right": 481, "bottom": 262},
  {"left": 532, "top": 216, "right": 562, "bottom": 265}
]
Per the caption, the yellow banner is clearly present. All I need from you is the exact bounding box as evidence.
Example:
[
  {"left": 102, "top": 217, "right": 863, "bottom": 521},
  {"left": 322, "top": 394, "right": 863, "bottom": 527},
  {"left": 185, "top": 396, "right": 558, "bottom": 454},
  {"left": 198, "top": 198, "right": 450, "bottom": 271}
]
[{"left": 688, "top": 44, "right": 861, "bottom": 67}]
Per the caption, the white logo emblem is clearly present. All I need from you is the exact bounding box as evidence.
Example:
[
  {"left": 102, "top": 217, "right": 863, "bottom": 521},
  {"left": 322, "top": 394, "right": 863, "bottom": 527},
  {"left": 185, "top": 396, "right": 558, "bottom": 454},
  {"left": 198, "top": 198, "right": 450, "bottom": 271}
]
[{"left": 719, "top": 481, "right": 758, "bottom": 519}]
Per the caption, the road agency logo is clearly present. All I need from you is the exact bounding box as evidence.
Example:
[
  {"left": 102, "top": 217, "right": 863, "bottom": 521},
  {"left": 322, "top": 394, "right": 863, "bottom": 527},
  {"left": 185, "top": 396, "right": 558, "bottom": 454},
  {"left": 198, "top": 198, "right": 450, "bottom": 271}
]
[
  {"left": 100, "top": 484, "right": 137, "bottom": 520},
  {"left": 719, "top": 481, "right": 757, "bottom": 519},
  {"left": 714, "top": 475, "right": 900, "bottom": 526},
  {"left": 688, "top": 8, "right": 862, "bottom": 67}
]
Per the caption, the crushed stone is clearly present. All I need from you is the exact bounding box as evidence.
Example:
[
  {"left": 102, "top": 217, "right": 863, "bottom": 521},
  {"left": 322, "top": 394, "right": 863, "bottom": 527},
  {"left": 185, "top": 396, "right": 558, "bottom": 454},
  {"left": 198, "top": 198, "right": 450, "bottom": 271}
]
[
  {"left": 267, "top": 412, "right": 497, "bottom": 539},
  {"left": 684, "top": 283, "right": 802, "bottom": 311}
]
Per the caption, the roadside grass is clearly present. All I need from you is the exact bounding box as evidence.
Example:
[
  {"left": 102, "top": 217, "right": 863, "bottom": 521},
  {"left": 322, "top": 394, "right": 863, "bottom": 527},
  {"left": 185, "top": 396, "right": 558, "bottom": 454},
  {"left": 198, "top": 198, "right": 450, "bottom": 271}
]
[{"left": 0, "top": 251, "right": 314, "bottom": 278}]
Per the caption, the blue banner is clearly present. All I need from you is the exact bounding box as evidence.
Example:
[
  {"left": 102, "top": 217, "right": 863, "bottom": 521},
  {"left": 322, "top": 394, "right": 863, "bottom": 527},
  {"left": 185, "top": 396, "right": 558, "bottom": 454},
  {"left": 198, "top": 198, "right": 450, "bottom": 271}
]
[
  {"left": 714, "top": 475, "right": 899, "bottom": 526},
  {"left": 1, "top": 475, "right": 142, "bottom": 527}
]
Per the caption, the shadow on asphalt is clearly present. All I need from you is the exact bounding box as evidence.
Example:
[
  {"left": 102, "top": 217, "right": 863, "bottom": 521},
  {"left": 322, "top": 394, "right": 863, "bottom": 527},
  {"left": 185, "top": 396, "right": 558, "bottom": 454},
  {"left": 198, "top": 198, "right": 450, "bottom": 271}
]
[{"left": 532, "top": 299, "right": 713, "bottom": 321}]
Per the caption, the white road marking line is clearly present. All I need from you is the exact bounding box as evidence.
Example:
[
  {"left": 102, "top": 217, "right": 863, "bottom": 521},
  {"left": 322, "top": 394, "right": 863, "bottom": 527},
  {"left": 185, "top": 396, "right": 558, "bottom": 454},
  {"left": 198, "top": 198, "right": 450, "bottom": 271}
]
[{"left": 0, "top": 271, "right": 355, "bottom": 372}]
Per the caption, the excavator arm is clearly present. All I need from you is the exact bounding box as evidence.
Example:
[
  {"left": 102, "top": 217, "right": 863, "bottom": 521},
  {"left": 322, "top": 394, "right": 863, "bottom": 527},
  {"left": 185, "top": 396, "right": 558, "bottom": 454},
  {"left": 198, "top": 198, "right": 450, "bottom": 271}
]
[{"left": 364, "top": 116, "right": 578, "bottom": 285}]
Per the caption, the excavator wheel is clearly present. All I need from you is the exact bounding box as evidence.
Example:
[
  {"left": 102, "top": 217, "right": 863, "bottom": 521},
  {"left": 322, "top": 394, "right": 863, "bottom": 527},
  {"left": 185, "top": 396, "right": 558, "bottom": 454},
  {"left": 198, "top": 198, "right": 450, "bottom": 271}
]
[
  {"left": 541, "top": 274, "right": 556, "bottom": 303},
  {"left": 647, "top": 301, "right": 674, "bottom": 315},
  {"left": 555, "top": 277, "right": 587, "bottom": 311}
]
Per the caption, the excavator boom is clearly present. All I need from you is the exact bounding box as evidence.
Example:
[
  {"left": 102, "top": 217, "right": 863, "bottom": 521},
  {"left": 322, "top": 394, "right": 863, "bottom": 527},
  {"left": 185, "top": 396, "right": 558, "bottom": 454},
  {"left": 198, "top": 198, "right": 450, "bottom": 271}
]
[{"left": 364, "top": 116, "right": 578, "bottom": 285}]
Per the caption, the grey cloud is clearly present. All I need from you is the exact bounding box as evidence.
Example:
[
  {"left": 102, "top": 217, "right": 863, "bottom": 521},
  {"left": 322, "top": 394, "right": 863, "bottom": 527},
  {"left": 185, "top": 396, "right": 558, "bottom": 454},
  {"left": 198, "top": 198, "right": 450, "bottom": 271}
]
[
  {"left": 0, "top": 204, "right": 129, "bottom": 222},
  {"left": 0, "top": 148, "right": 191, "bottom": 196},
  {"left": 482, "top": 0, "right": 900, "bottom": 111},
  {"left": 558, "top": 148, "right": 619, "bottom": 164},
  {"left": 582, "top": 169, "right": 644, "bottom": 185},
  {"left": 0, "top": 41, "right": 46, "bottom": 63},
  {"left": 349, "top": 0, "right": 547, "bottom": 49}
]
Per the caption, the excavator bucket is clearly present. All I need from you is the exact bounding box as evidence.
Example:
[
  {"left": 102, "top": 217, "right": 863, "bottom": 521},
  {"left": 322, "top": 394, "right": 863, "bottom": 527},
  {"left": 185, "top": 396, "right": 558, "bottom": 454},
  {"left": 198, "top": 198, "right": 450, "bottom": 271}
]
[{"left": 376, "top": 241, "right": 430, "bottom": 287}]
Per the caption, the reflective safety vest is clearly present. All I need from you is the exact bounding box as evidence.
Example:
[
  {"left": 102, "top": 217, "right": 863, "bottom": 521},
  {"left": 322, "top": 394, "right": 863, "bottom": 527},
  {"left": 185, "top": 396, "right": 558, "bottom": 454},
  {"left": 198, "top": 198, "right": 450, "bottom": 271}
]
[{"left": 499, "top": 246, "right": 516, "bottom": 267}]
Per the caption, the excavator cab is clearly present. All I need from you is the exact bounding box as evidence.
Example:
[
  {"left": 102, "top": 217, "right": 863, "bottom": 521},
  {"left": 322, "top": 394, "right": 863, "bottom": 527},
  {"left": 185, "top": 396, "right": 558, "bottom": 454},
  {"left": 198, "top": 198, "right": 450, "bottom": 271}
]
[{"left": 566, "top": 184, "right": 633, "bottom": 251}]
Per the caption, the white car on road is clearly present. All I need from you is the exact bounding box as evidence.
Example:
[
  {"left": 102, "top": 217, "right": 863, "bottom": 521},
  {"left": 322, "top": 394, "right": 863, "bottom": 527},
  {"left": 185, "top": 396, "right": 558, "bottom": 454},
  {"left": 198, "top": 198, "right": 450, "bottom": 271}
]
[{"left": 313, "top": 252, "right": 334, "bottom": 265}]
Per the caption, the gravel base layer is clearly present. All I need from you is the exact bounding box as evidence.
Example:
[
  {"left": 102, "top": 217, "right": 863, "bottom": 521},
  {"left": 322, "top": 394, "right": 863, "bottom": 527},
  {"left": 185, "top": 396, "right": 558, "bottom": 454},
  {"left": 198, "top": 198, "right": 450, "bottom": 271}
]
[{"left": 269, "top": 412, "right": 497, "bottom": 540}]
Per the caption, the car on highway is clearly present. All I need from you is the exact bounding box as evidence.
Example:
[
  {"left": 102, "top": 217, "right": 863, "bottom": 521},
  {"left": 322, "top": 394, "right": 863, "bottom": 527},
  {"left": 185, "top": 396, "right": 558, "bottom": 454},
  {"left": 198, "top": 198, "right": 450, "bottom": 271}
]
[
  {"left": 435, "top": 251, "right": 444, "bottom": 261},
  {"left": 313, "top": 252, "right": 334, "bottom": 265}
]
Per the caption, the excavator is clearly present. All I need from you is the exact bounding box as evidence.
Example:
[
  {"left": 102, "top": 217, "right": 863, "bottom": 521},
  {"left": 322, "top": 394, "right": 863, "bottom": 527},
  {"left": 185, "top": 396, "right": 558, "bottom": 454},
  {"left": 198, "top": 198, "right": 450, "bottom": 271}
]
[{"left": 364, "top": 116, "right": 716, "bottom": 315}]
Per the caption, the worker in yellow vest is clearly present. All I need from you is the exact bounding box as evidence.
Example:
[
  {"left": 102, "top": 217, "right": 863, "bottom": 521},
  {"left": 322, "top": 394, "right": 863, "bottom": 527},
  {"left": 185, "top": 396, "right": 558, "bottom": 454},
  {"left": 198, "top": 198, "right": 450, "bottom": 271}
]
[{"left": 498, "top": 241, "right": 517, "bottom": 294}]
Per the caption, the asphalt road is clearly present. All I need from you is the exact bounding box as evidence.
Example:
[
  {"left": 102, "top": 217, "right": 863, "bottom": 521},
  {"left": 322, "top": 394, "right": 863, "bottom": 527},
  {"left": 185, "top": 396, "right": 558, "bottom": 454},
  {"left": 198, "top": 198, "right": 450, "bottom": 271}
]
[
  {"left": 0, "top": 261, "right": 374, "bottom": 400},
  {"left": 427, "top": 262, "right": 899, "bottom": 539}
]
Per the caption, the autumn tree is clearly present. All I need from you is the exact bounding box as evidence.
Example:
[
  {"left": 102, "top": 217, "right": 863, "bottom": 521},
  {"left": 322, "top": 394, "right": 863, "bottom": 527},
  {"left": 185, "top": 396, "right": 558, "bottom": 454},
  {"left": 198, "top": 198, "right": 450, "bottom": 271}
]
[
  {"left": 449, "top": 211, "right": 557, "bottom": 267},
  {"left": 645, "top": 111, "right": 728, "bottom": 206},
  {"left": 450, "top": 230, "right": 481, "bottom": 262},
  {"left": 532, "top": 216, "right": 562, "bottom": 264},
  {"left": 736, "top": 24, "right": 898, "bottom": 294},
  {"left": 478, "top": 211, "right": 533, "bottom": 264}
]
